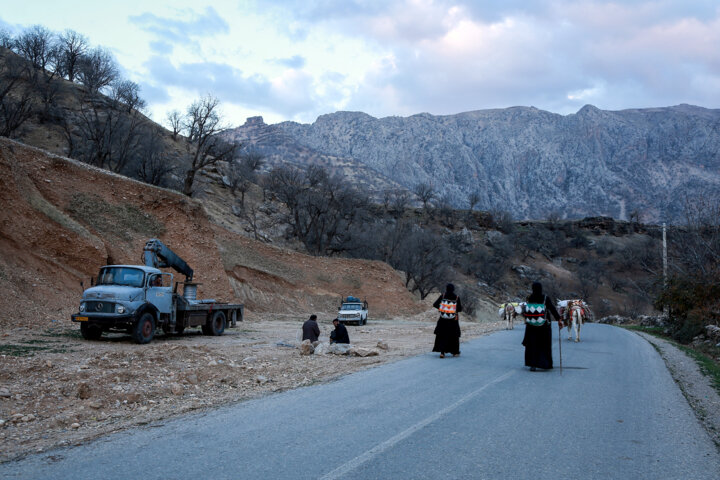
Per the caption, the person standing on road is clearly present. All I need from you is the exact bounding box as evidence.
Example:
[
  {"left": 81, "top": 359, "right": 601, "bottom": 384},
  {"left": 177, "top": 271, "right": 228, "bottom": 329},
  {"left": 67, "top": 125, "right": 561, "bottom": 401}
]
[
  {"left": 432, "top": 283, "right": 463, "bottom": 358},
  {"left": 521, "top": 281, "right": 561, "bottom": 371},
  {"left": 329, "top": 318, "right": 350, "bottom": 344},
  {"left": 302, "top": 314, "right": 321, "bottom": 342}
]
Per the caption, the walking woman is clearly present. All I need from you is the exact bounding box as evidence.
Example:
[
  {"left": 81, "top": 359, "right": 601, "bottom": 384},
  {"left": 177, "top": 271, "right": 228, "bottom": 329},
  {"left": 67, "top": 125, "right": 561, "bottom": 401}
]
[
  {"left": 432, "top": 284, "right": 463, "bottom": 358},
  {"left": 522, "top": 281, "right": 561, "bottom": 370}
]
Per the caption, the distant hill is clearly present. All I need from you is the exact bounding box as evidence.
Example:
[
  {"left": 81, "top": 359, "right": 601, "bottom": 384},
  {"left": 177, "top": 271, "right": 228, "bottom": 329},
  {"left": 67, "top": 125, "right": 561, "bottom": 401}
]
[{"left": 226, "top": 105, "right": 720, "bottom": 222}]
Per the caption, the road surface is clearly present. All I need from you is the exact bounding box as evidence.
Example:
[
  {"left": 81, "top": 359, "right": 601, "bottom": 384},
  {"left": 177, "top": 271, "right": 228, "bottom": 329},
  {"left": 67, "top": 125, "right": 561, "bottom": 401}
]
[{"left": 2, "top": 323, "right": 718, "bottom": 479}]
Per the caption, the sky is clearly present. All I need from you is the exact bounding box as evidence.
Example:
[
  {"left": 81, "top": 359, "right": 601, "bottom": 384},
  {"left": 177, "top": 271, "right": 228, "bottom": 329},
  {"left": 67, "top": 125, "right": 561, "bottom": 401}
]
[{"left": 2, "top": 1, "right": 719, "bottom": 128}]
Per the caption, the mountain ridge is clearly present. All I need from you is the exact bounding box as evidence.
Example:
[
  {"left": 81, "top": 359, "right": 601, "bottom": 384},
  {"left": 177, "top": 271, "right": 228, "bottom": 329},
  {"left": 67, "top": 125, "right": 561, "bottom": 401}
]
[{"left": 227, "top": 104, "right": 720, "bottom": 222}]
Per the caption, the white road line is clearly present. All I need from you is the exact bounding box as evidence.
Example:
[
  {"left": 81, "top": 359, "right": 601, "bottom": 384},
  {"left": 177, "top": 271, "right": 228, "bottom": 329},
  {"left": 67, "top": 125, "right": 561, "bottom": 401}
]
[{"left": 319, "top": 370, "right": 516, "bottom": 480}]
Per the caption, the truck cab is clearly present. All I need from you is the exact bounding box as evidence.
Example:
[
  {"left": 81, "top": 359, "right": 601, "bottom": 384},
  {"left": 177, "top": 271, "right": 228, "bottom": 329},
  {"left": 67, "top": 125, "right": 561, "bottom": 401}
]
[
  {"left": 72, "top": 265, "right": 172, "bottom": 342},
  {"left": 337, "top": 296, "right": 368, "bottom": 326}
]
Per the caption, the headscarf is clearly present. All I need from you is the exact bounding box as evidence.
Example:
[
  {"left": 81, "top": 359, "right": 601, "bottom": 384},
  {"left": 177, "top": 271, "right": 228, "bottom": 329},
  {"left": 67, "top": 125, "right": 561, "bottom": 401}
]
[
  {"left": 446, "top": 283, "right": 455, "bottom": 294},
  {"left": 528, "top": 281, "right": 545, "bottom": 304}
]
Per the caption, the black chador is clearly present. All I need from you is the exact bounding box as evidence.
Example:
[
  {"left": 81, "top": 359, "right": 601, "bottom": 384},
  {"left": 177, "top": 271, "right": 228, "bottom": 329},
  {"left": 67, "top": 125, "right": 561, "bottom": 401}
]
[
  {"left": 521, "top": 282, "right": 560, "bottom": 370},
  {"left": 432, "top": 284, "right": 463, "bottom": 357}
]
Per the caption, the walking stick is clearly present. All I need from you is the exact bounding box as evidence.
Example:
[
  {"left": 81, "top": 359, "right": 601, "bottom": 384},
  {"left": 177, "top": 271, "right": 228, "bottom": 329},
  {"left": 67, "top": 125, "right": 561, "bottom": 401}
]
[{"left": 558, "top": 320, "right": 563, "bottom": 375}]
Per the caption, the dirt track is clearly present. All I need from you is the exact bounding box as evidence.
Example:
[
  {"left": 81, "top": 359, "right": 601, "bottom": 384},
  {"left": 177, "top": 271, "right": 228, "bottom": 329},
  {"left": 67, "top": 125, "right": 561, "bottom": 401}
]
[{"left": 0, "top": 314, "right": 504, "bottom": 462}]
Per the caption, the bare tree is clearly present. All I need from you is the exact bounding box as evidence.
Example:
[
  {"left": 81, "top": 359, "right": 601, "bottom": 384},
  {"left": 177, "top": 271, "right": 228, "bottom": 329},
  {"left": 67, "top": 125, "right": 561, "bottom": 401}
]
[
  {"left": 166, "top": 109, "right": 182, "bottom": 140},
  {"left": 465, "top": 245, "right": 508, "bottom": 286},
  {"left": 238, "top": 202, "right": 278, "bottom": 242},
  {"left": 669, "top": 197, "right": 720, "bottom": 278},
  {"left": 0, "top": 29, "right": 14, "bottom": 49},
  {"left": 135, "top": 129, "right": 175, "bottom": 186},
  {"left": 468, "top": 190, "right": 481, "bottom": 211},
  {"left": 29, "top": 66, "right": 63, "bottom": 122},
  {"left": 546, "top": 210, "right": 562, "bottom": 229},
  {"left": 414, "top": 181, "right": 435, "bottom": 212},
  {"left": 13, "top": 25, "right": 58, "bottom": 71},
  {"left": 628, "top": 208, "right": 643, "bottom": 226},
  {"left": 436, "top": 192, "right": 456, "bottom": 228},
  {"left": 0, "top": 51, "right": 33, "bottom": 137},
  {"left": 390, "top": 190, "right": 412, "bottom": 217},
  {"left": 267, "top": 165, "right": 305, "bottom": 222},
  {"left": 394, "top": 229, "right": 449, "bottom": 299},
  {"left": 227, "top": 151, "right": 265, "bottom": 205},
  {"left": 489, "top": 209, "right": 514, "bottom": 234},
  {"left": 72, "top": 85, "right": 145, "bottom": 174},
  {"left": 77, "top": 46, "right": 118, "bottom": 93},
  {"left": 57, "top": 29, "right": 88, "bottom": 82},
  {"left": 576, "top": 258, "right": 602, "bottom": 300},
  {"left": 180, "top": 95, "right": 238, "bottom": 196},
  {"left": 112, "top": 79, "right": 145, "bottom": 113},
  {"left": 266, "top": 164, "right": 370, "bottom": 255}
]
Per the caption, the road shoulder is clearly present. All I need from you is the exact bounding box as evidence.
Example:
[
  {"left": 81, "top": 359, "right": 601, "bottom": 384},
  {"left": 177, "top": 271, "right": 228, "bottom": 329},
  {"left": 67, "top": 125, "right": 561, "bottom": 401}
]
[{"left": 635, "top": 331, "right": 720, "bottom": 450}]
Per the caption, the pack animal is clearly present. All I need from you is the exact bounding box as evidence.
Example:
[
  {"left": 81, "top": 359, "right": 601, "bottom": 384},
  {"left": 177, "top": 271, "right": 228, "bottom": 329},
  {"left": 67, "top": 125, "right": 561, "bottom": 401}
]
[
  {"left": 504, "top": 303, "right": 518, "bottom": 330},
  {"left": 567, "top": 300, "right": 585, "bottom": 342}
]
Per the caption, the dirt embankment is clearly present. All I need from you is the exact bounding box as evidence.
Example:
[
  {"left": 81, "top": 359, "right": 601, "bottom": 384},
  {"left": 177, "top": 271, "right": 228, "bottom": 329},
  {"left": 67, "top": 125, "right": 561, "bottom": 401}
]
[
  {"left": 0, "top": 138, "right": 425, "bottom": 328},
  {"left": 1, "top": 138, "right": 482, "bottom": 462}
]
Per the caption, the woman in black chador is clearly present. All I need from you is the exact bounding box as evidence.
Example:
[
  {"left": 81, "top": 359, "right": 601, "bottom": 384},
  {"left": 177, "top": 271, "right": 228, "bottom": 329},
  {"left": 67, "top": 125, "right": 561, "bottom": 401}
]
[
  {"left": 521, "top": 281, "right": 561, "bottom": 371},
  {"left": 432, "top": 284, "right": 463, "bottom": 358}
]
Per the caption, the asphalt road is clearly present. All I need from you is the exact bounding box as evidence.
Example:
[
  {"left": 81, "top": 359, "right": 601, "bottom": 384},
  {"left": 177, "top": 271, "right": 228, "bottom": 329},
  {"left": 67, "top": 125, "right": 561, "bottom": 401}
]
[{"left": 2, "top": 323, "right": 719, "bottom": 479}]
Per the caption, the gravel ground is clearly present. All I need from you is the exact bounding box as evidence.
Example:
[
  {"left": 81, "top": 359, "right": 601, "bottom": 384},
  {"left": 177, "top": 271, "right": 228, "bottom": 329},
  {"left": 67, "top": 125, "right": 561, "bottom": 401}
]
[
  {"left": 0, "top": 316, "right": 505, "bottom": 462},
  {"left": 635, "top": 331, "right": 720, "bottom": 449}
]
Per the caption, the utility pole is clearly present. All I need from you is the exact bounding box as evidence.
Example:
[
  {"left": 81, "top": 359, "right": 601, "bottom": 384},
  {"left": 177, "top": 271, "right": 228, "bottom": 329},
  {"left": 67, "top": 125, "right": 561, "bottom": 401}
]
[
  {"left": 663, "top": 222, "right": 668, "bottom": 315},
  {"left": 663, "top": 223, "right": 668, "bottom": 286}
]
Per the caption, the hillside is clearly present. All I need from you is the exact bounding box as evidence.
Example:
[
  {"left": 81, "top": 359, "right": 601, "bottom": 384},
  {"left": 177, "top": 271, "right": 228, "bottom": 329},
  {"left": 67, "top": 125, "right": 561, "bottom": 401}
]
[
  {"left": 0, "top": 137, "right": 426, "bottom": 330},
  {"left": 226, "top": 105, "right": 720, "bottom": 222}
]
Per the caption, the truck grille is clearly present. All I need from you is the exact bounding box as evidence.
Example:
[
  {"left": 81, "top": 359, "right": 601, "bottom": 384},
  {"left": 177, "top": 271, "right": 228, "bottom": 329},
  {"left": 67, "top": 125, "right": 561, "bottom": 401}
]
[{"left": 85, "top": 301, "right": 114, "bottom": 313}]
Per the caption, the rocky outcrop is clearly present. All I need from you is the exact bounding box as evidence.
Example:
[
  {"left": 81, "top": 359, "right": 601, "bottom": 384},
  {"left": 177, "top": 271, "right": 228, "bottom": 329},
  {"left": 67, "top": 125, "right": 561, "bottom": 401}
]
[{"left": 227, "top": 105, "right": 720, "bottom": 222}]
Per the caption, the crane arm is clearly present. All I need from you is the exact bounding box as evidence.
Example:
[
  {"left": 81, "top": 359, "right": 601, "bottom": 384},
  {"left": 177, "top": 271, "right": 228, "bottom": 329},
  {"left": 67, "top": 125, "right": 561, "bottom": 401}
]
[{"left": 142, "top": 238, "right": 194, "bottom": 281}]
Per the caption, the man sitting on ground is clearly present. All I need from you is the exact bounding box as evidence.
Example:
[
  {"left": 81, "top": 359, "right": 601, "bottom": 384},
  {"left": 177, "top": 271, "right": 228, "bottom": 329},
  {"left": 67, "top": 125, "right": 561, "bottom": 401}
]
[
  {"left": 302, "top": 314, "right": 321, "bottom": 342},
  {"left": 330, "top": 318, "right": 350, "bottom": 344}
]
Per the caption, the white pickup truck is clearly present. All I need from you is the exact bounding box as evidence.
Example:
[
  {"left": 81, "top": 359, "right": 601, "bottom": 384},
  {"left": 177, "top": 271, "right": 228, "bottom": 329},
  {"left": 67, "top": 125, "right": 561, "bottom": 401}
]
[{"left": 337, "top": 296, "right": 368, "bottom": 326}]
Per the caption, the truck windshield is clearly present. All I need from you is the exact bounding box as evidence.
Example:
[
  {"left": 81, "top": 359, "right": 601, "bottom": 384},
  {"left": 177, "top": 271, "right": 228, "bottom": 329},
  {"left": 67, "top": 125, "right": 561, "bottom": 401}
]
[
  {"left": 97, "top": 267, "right": 145, "bottom": 288},
  {"left": 342, "top": 304, "right": 362, "bottom": 310}
]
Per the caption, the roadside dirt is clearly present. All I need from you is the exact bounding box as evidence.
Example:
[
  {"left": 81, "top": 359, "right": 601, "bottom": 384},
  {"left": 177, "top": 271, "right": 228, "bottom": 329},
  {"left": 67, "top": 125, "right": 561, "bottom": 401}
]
[{"left": 0, "top": 313, "right": 505, "bottom": 462}]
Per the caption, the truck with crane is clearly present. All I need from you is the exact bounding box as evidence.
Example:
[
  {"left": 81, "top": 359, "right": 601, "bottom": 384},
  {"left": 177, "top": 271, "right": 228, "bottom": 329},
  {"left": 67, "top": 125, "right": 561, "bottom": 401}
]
[{"left": 71, "top": 239, "right": 243, "bottom": 344}]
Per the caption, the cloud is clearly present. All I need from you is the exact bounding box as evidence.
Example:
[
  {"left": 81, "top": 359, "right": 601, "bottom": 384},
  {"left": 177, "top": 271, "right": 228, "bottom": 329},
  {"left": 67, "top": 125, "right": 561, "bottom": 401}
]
[
  {"left": 149, "top": 40, "right": 173, "bottom": 55},
  {"left": 143, "top": 55, "right": 323, "bottom": 119},
  {"left": 137, "top": 82, "right": 171, "bottom": 104},
  {"left": 272, "top": 55, "right": 306, "bottom": 69},
  {"left": 129, "top": 6, "right": 229, "bottom": 44},
  {"left": 298, "top": 1, "right": 720, "bottom": 117}
]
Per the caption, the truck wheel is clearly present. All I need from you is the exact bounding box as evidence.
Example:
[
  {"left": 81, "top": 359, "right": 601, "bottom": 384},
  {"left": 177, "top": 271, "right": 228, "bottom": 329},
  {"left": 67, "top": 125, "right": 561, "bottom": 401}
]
[
  {"left": 203, "top": 311, "right": 226, "bottom": 336},
  {"left": 132, "top": 312, "right": 155, "bottom": 344},
  {"left": 80, "top": 323, "right": 102, "bottom": 340}
]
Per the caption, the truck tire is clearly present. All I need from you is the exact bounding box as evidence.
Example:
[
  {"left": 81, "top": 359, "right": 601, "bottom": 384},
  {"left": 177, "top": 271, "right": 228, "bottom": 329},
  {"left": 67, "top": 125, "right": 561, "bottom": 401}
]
[
  {"left": 203, "top": 311, "right": 226, "bottom": 336},
  {"left": 132, "top": 312, "right": 155, "bottom": 344},
  {"left": 80, "top": 323, "right": 102, "bottom": 340}
]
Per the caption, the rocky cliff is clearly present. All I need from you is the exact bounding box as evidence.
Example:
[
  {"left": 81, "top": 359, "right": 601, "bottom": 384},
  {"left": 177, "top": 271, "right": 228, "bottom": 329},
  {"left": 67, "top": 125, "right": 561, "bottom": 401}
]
[{"left": 228, "top": 105, "right": 720, "bottom": 222}]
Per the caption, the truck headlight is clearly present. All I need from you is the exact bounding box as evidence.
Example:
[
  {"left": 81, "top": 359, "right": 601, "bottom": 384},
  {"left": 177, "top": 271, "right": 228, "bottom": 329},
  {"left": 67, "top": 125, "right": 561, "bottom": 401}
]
[
  {"left": 116, "top": 305, "right": 126, "bottom": 314},
  {"left": 79, "top": 303, "right": 85, "bottom": 312}
]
